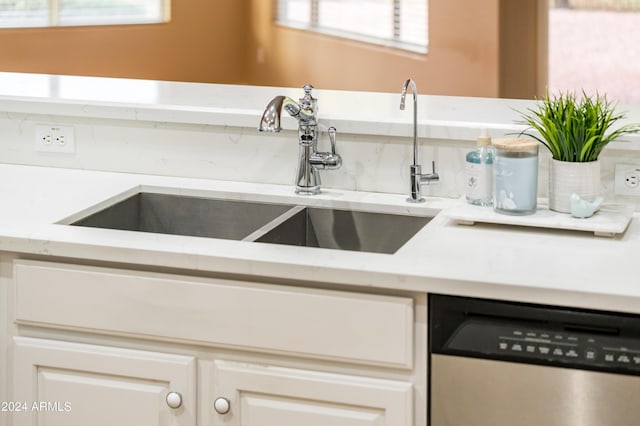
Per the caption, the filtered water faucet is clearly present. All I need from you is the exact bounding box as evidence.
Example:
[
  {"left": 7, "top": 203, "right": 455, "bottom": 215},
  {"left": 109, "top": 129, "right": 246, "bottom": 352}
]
[{"left": 400, "top": 78, "right": 439, "bottom": 203}]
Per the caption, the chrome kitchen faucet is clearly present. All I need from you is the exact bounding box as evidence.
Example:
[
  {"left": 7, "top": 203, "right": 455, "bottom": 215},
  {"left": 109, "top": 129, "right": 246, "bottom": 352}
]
[
  {"left": 259, "top": 84, "right": 342, "bottom": 195},
  {"left": 400, "top": 78, "right": 439, "bottom": 203}
]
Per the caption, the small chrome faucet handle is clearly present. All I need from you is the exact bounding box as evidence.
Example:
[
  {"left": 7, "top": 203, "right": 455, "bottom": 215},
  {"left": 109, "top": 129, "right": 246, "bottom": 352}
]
[
  {"left": 301, "top": 84, "right": 315, "bottom": 109},
  {"left": 310, "top": 126, "right": 341, "bottom": 170},
  {"left": 328, "top": 127, "right": 337, "bottom": 155},
  {"left": 427, "top": 161, "right": 439, "bottom": 182}
]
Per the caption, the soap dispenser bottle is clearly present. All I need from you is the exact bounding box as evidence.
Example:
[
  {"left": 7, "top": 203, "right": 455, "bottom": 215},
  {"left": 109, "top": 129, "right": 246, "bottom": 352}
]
[{"left": 465, "top": 130, "right": 493, "bottom": 206}]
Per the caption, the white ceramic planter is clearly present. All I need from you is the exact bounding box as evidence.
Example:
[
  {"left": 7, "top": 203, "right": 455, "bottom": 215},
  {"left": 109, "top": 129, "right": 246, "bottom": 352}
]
[{"left": 549, "top": 159, "right": 601, "bottom": 213}]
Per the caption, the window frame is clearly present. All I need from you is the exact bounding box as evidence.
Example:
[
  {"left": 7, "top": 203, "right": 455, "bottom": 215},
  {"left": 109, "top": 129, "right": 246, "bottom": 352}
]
[
  {"left": 275, "top": 0, "right": 428, "bottom": 54},
  {"left": 0, "top": 0, "right": 171, "bottom": 29}
]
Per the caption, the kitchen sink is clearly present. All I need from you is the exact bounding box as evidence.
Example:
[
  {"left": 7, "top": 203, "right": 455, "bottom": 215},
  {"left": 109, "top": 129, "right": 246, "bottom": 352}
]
[
  {"left": 255, "top": 207, "right": 430, "bottom": 254},
  {"left": 71, "top": 191, "right": 431, "bottom": 254},
  {"left": 71, "top": 192, "right": 294, "bottom": 240}
]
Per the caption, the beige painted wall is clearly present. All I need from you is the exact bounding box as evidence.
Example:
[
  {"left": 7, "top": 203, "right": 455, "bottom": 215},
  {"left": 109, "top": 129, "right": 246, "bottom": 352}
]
[
  {"left": 248, "top": 0, "right": 502, "bottom": 97},
  {"left": 499, "top": 0, "right": 548, "bottom": 99},
  {"left": 0, "top": 0, "right": 544, "bottom": 98},
  {"left": 0, "top": 0, "right": 248, "bottom": 83}
]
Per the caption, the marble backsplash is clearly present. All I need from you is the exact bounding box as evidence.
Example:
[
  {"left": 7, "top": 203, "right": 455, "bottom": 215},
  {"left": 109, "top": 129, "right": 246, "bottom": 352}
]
[{"left": 1, "top": 111, "right": 640, "bottom": 209}]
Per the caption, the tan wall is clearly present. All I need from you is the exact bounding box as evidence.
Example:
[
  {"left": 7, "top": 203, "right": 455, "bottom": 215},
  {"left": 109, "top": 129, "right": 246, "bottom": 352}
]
[
  {"left": 499, "top": 0, "right": 548, "bottom": 99},
  {"left": 0, "top": 0, "right": 544, "bottom": 98},
  {"left": 248, "top": 0, "right": 502, "bottom": 97},
  {"left": 0, "top": 0, "right": 249, "bottom": 83}
]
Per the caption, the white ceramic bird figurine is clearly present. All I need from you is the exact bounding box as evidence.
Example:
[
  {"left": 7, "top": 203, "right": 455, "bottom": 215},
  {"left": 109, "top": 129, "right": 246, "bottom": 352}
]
[{"left": 570, "top": 193, "right": 604, "bottom": 218}]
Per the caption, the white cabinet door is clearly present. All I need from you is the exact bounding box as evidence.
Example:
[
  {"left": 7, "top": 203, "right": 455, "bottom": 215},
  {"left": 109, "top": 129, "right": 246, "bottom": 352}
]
[
  {"left": 203, "top": 360, "right": 413, "bottom": 426},
  {"left": 12, "top": 337, "right": 196, "bottom": 426}
]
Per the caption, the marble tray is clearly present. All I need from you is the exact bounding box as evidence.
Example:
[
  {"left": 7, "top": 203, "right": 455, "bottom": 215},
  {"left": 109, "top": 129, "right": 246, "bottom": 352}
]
[{"left": 445, "top": 198, "right": 635, "bottom": 237}]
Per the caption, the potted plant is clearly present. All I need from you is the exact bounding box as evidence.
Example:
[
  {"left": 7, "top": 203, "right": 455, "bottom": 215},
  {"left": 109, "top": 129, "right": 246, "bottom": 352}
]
[{"left": 519, "top": 91, "right": 640, "bottom": 213}]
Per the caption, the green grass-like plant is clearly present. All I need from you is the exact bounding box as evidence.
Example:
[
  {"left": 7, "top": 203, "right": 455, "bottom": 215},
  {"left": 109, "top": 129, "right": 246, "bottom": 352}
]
[{"left": 519, "top": 91, "right": 640, "bottom": 162}]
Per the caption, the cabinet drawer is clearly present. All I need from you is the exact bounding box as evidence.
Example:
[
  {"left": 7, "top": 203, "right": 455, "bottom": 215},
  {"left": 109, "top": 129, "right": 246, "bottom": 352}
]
[{"left": 15, "top": 260, "right": 413, "bottom": 368}]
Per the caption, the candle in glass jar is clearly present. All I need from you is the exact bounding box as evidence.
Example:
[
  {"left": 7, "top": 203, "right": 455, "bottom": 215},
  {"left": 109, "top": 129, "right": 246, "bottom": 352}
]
[{"left": 492, "top": 138, "right": 539, "bottom": 215}]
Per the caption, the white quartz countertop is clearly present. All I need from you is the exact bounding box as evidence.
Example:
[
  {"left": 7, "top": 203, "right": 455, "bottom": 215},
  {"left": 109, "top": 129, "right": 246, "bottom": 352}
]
[
  {"left": 2, "top": 72, "right": 639, "bottom": 144},
  {"left": 1, "top": 164, "right": 639, "bottom": 315},
  {"left": 1, "top": 72, "right": 639, "bottom": 315}
]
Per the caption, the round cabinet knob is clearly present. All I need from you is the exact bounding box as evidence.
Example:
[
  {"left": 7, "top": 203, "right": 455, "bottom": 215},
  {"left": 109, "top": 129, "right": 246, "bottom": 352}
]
[
  {"left": 213, "top": 397, "right": 231, "bottom": 414},
  {"left": 166, "top": 391, "right": 183, "bottom": 409}
]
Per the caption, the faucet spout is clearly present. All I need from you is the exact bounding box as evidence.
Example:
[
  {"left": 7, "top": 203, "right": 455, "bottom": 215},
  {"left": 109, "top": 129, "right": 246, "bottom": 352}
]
[
  {"left": 259, "top": 96, "right": 315, "bottom": 132},
  {"left": 400, "top": 79, "right": 419, "bottom": 166},
  {"left": 400, "top": 78, "right": 439, "bottom": 203},
  {"left": 259, "top": 96, "right": 286, "bottom": 132}
]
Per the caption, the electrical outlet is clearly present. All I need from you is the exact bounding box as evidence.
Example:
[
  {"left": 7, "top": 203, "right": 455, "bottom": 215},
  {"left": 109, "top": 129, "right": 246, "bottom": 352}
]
[
  {"left": 614, "top": 163, "right": 640, "bottom": 196},
  {"left": 35, "top": 125, "right": 75, "bottom": 153}
]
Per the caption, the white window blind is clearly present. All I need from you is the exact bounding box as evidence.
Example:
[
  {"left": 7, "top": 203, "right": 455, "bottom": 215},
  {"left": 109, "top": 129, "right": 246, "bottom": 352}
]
[
  {"left": 0, "top": 0, "right": 168, "bottom": 28},
  {"left": 277, "top": 0, "right": 428, "bottom": 53}
]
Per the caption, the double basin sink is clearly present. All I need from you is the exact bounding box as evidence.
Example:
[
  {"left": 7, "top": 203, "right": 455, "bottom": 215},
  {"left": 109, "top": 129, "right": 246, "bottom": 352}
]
[{"left": 70, "top": 192, "right": 431, "bottom": 254}]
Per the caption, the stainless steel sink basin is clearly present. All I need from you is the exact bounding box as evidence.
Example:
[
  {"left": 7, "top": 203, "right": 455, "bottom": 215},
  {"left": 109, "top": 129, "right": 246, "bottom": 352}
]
[
  {"left": 71, "top": 192, "right": 431, "bottom": 254},
  {"left": 255, "top": 207, "right": 430, "bottom": 254},
  {"left": 71, "top": 192, "right": 294, "bottom": 240}
]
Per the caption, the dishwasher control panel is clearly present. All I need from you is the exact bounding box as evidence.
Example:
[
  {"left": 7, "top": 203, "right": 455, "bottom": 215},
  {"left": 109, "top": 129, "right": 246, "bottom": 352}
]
[
  {"left": 430, "top": 294, "right": 640, "bottom": 375},
  {"left": 445, "top": 320, "right": 640, "bottom": 372}
]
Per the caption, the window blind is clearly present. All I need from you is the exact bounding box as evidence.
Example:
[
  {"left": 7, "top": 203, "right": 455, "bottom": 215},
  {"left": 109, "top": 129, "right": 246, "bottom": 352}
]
[
  {"left": 0, "top": 0, "right": 168, "bottom": 28},
  {"left": 277, "top": 0, "right": 428, "bottom": 53}
]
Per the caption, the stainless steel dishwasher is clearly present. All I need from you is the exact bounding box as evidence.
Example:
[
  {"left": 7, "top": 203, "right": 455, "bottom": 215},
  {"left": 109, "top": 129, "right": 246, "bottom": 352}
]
[{"left": 429, "top": 294, "right": 640, "bottom": 426}]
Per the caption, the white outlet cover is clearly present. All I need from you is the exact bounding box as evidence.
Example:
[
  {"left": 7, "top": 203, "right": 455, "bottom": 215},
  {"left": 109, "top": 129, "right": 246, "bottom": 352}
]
[
  {"left": 614, "top": 163, "right": 640, "bottom": 196},
  {"left": 35, "top": 125, "right": 75, "bottom": 154}
]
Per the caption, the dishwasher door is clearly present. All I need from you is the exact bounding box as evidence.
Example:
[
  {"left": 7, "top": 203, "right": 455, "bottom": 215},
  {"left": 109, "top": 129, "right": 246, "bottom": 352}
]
[
  {"left": 431, "top": 354, "right": 640, "bottom": 426},
  {"left": 429, "top": 295, "right": 640, "bottom": 426}
]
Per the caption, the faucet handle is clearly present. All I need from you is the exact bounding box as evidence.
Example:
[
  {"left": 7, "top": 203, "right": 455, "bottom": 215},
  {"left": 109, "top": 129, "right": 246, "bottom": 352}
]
[
  {"left": 422, "top": 160, "right": 440, "bottom": 183},
  {"left": 310, "top": 126, "right": 341, "bottom": 170},
  {"left": 328, "top": 127, "right": 337, "bottom": 155},
  {"left": 301, "top": 84, "right": 315, "bottom": 109}
]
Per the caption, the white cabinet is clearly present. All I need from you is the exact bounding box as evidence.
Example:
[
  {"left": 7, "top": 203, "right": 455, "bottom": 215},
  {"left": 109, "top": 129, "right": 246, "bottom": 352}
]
[
  {"left": 8, "top": 259, "right": 423, "bottom": 426},
  {"left": 202, "top": 360, "right": 412, "bottom": 426},
  {"left": 12, "top": 337, "right": 196, "bottom": 426}
]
